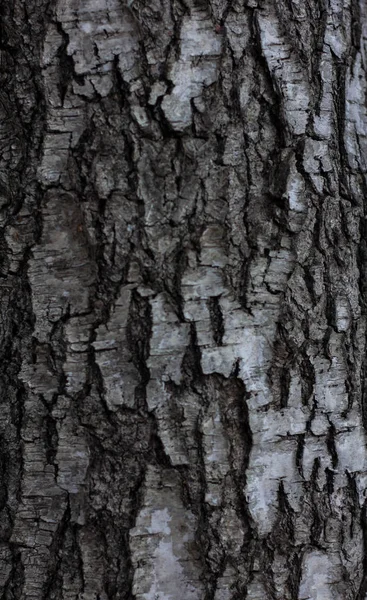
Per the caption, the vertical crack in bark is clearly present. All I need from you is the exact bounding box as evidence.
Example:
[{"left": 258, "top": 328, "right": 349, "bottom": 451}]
[{"left": 207, "top": 296, "right": 224, "bottom": 346}]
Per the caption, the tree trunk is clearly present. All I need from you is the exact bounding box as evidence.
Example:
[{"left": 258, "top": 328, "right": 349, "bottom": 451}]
[{"left": 1, "top": 0, "right": 367, "bottom": 598}]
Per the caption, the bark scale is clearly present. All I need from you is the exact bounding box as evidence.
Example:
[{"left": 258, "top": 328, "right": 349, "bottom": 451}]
[{"left": 0, "top": 0, "right": 367, "bottom": 598}]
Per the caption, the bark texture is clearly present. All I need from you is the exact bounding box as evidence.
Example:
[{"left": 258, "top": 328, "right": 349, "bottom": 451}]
[{"left": 1, "top": 0, "right": 367, "bottom": 598}]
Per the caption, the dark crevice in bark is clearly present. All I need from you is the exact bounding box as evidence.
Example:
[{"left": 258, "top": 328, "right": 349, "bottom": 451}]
[
  {"left": 303, "top": 263, "right": 318, "bottom": 306},
  {"left": 309, "top": 458, "right": 323, "bottom": 546},
  {"left": 5, "top": 546, "right": 24, "bottom": 600},
  {"left": 237, "top": 254, "right": 254, "bottom": 315},
  {"left": 252, "top": 22, "right": 291, "bottom": 145},
  {"left": 357, "top": 501, "right": 367, "bottom": 600},
  {"left": 181, "top": 323, "right": 204, "bottom": 387},
  {"left": 287, "top": 549, "right": 303, "bottom": 600},
  {"left": 163, "top": 247, "right": 188, "bottom": 322},
  {"left": 300, "top": 353, "right": 316, "bottom": 407},
  {"left": 55, "top": 23, "right": 85, "bottom": 104},
  {"left": 358, "top": 213, "right": 367, "bottom": 433},
  {"left": 127, "top": 289, "right": 152, "bottom": 389},
  {"left": 326, "top": 421, "right": 338, "bottom": 469},
  {"left": 351, "top": 0, "right": 363, "bottom": 59},
  {"left": 0, "top": 436, "right": 9, "bottom": 512},
  {"left": 224, "top": 380, "right": 253, "bottom": 528},
  {"left": 43, "top": 498, "right": 71, "bottom": 600},
  {"left": 262, "top": 544, "right": 277, "bottom": 600},
  {"left": 43, "top": 413, "right": 59, "bottom": 467},
  {"left": 270, "top": 336, "right": 293, "bottom": 409},
  {"left": 296, "top": 434, "right": 305, "bottom": 478},
  {"left": 334, "top": 58, "right": 349, "bottom": 194},
  {"left": 112, "top": 55, "right": 128, "bottom": 109},
  {"left": 308, "top": 0, "right": 328, "bottom": 119},
  {"left": 325, "top": 466, "right": 335, "bottom": 496},
  {"left": 294, "top": 139, "right": 320, "bottom": 199},
  {"left": 275, "top": 481, "right": 296, "bottom": 544},
  {"left": 207, "top": 296, "right": 224, "bottom": 346},
  {"left": 12, "top": 386, "right": 25, "bottom": 506}
]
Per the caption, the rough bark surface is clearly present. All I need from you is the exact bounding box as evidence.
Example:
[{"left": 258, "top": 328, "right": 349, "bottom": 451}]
[{"left": 1, "top": 0, "right": 367, "bottom": 598}]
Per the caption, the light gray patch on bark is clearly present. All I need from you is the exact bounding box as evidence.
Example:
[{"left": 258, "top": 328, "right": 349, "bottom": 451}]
[{"left": 130, "top": 466, "right": 204, "bottom": 600}]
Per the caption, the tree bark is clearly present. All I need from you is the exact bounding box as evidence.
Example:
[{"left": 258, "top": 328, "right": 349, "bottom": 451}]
[{"left": 1, "top": 0, "right": 367, "bottom": 598}]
